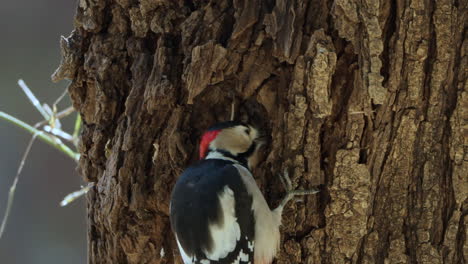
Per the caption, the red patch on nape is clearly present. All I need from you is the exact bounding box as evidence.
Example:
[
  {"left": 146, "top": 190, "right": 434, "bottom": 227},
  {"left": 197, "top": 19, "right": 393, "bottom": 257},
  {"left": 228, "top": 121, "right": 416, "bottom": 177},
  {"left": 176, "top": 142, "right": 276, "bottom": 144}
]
[{"left": 199, "top": 130, "right": 220, "bottom": 159}]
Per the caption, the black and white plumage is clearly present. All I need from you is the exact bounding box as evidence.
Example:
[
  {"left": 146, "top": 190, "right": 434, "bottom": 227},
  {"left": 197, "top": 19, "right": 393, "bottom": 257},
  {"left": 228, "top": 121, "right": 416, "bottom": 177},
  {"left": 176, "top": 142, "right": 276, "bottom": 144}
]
[{"left": 170, "top": 121, "right": 318, "bottom": 264}]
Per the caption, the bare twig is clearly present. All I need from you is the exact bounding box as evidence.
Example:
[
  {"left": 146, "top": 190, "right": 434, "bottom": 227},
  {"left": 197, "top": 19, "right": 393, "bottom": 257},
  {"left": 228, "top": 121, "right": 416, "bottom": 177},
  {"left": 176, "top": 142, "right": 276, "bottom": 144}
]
[
  {"left": 44, "top": 125, "right": 74, "bottom": 142},
  {"left": 49, "top": 86, "right": 70, "bottom": 129},
  {"left": 53, "top": 85, "right": 70, "bottom": 107},
  {"left": 0, "top": 133, "right": 39, "bottom": 239},
  {"left": 230, "top": 101, "right": 235, "bottom": 121},
  {"left": 0, "top": 111, "right": 79, "bottom": 161},
  {"left": 42, "top": 104, "right": 61, "bottom": 129},
  {"left": 35, "top": 106, "right": 74, "bottom": 128},
  {"left": 0, "top": 80, "right": 85, "bottom": 240},
  {"left": 60, "top": 183, "right": 95, "bottom": 207},
  {"left": 72, "top": 113, "right": 81, "bottom": 147},
  {"left": 18, "top": 79, "right": 50, "bottom": 120}
]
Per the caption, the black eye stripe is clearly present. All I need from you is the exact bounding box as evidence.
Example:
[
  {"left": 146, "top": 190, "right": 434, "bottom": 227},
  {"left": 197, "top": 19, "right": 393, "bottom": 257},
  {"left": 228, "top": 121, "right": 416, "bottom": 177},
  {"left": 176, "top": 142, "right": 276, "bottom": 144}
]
[{"left": 244, "top": 128, "right": 250, "bottom": 134}]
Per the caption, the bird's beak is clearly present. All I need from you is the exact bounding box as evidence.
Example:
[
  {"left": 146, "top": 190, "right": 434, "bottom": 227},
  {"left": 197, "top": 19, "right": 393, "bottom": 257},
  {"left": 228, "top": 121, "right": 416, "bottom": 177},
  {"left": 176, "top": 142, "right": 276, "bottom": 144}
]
[{"left": 254, "top": 134, "right": 268, "bottom": 147}]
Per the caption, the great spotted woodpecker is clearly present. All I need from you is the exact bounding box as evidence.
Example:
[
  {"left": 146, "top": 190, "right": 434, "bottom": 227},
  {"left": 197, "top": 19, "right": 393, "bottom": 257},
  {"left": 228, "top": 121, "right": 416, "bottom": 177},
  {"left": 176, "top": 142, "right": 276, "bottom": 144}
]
[{"left": 170, "top": 121, "right": 319, "bottom": 264}]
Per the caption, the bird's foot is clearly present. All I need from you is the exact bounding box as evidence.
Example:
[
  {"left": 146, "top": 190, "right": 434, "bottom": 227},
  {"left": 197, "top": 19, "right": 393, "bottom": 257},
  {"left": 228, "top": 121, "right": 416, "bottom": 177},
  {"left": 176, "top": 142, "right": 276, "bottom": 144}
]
[{"left": 277, "top": 169, "right": 319, "bottom": 209}]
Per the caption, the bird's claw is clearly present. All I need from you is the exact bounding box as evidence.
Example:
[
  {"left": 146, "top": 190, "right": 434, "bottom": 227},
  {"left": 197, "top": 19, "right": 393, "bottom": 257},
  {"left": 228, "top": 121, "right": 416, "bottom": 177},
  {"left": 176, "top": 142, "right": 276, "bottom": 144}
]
[
  {"left": 278, "top": 168, "right": 293, "bottom": 192},
  {"left": 277, "top": 168, "right": 319, "bottom": 209}
]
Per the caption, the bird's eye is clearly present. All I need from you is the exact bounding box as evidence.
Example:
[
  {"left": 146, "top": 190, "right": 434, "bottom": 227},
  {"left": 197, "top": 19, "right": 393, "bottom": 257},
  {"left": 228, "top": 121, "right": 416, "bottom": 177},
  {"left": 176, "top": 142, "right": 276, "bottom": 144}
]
[{"left": 244, "top": 128, "right": 250, "bottom": 135}]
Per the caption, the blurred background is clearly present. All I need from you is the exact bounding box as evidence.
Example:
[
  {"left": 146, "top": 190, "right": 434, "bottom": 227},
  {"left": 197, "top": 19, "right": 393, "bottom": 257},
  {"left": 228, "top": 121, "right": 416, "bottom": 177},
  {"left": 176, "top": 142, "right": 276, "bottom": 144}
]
[{"left": 0, "top": 1, "right": 86, "bottom": 263}]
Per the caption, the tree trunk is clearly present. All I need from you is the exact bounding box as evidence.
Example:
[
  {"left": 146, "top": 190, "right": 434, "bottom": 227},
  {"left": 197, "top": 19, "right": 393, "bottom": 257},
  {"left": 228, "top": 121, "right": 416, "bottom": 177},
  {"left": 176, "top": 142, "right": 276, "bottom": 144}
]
[{"left": 53, "top": 0, "right": 466, "bottom": 263}]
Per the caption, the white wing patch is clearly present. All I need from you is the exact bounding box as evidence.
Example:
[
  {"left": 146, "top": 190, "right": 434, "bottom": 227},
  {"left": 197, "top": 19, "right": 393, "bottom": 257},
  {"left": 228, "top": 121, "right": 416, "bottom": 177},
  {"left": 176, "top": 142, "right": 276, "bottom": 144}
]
[{"left": 203, "top": 185, "right": 241, "bottom": 260}]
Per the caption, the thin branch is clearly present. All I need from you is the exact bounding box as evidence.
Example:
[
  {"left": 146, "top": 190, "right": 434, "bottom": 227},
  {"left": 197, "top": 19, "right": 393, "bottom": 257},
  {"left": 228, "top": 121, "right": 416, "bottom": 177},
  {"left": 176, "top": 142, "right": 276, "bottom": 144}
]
[
  {"left": 230, "top": 101, "right": 235, "bottom": 121},
  {"left": 18, "top": 79, "right": 50, "bottom": 120},
  {"left": 53, "top": 85, "right": 70, "bottom": 107},
  {"left": 0, "top": 133, "right": 39, "bottom": 239},
  {"left": 48, "top": 86, "right": 69, "bottom": 130},
  {"left": 42, "top": 103, "right": 61, "bottom": 129},
  {"left": 0, "top": 111, "right": 79, "bottom": 161},
  {"left": 60, "top": 183, "right": 95, "bottom": 207},
  {"left": 44, "top": 125, "right": 74, "bottom": 142},
  {"left": 0, "top": 80, "right": 85, "bottom": 238},
  {"left": 35, "top": 106, "right": 75, "bottom": 128},
  {"left": 72, "top": 113, "right": 82, "bottom": 147}
]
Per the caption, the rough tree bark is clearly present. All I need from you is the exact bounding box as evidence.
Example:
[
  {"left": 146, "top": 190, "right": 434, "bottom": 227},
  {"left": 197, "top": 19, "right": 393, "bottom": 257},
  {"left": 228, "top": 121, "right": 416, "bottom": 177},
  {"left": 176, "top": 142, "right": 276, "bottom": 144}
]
[{"left": 52, "top": 0, "right": 466, "bottom": 263}]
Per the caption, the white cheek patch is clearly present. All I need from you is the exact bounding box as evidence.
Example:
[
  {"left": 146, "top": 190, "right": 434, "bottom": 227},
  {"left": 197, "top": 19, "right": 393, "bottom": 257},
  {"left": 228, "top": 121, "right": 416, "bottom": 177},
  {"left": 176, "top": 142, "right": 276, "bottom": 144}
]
[{"left": 203, "top": 186, "right": 241, "bottom": 260}]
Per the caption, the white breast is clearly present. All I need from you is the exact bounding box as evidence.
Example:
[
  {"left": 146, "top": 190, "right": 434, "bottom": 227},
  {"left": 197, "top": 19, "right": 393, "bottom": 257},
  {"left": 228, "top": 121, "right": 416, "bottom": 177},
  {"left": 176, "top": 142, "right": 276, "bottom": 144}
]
[{"left": 233, "top": 165, "right": 281, "bottom": 264}]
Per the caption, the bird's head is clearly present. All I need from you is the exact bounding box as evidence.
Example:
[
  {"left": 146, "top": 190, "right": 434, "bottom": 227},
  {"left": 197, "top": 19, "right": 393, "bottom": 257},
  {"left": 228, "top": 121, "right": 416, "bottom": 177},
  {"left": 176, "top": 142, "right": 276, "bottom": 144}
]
[{"left": 199, "top": 121, "right": 265, "bottom": 169}]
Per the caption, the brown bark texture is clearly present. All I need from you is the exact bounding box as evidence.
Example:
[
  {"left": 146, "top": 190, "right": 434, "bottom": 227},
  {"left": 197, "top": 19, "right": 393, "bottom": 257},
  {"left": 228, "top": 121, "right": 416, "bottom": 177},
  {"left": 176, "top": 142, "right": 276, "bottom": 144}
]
[{"left": 53, "top": 0, "right": 467, "bottom": 263}]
